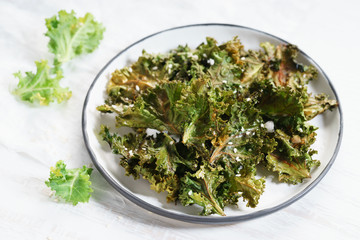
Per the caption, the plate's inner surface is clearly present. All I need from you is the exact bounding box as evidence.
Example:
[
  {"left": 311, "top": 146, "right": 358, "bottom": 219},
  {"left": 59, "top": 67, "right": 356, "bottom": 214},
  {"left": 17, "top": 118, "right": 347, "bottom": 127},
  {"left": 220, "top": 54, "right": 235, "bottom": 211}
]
[{"left": 83, "top": 25, "right": 341, "bottom": 219}]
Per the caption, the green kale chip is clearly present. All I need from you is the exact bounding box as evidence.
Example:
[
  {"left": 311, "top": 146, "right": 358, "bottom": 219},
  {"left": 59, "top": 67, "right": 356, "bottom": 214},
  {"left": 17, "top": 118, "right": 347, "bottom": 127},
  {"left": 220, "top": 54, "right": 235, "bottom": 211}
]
[{"left": 97, "top": 37, "right": 338, "bottom": 215}]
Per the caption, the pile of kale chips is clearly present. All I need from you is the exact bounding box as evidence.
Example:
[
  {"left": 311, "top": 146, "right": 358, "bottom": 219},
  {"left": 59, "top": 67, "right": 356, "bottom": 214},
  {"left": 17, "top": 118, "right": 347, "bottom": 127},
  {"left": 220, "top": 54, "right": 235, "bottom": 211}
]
[{"left": 97, "top": 37, "right": 337, "bottom": 216}]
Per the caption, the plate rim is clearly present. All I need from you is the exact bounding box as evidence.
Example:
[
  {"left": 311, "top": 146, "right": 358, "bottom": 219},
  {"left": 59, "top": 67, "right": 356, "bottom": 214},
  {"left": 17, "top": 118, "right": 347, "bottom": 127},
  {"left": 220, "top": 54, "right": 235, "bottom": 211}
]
[{"left": 82, "top": 23, "right": 343, "bottom": 224}]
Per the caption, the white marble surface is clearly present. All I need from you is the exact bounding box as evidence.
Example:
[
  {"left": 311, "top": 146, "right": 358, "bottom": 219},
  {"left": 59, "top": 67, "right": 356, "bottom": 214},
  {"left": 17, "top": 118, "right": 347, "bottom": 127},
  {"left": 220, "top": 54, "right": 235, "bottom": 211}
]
[{"left": 0, "top": 0, "right": 359, "bottom": 239}]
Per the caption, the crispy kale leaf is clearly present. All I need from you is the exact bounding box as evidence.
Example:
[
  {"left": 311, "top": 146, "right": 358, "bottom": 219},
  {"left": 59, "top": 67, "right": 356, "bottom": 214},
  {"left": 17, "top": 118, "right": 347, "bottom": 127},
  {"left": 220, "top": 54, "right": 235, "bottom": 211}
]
[
  {"left": 304, "top": 93, "right": 338, "bottom": 120},
  {"left": 179, "top": 164, "right": 226, "bottom": 216},
  {"left": 45, "top": 10, "right": 105, "bottom": 65},
  {"left": 12, "top": 60, "right": 71, "bottom": 105},
  {"left": 230, "top": 171, "right": 265, "bottom": 208},
  {"left": 97, "top": 37, "right": 338, "bottom": 215},
  {"left": 100, "top": 125, "right": 196, "bottom": 202},
  {"left": 45, "top": 160, "right": 93, "bottom": 205}
]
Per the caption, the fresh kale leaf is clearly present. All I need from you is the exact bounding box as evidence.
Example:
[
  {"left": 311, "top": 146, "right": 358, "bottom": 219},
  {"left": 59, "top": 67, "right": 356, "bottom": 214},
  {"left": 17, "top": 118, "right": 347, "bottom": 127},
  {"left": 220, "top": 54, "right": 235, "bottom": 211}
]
[
  {"left": 45, "top": 10, "right": 105, "bottom": 65},
  {"left": 12, "top": 10, "right": 105, "bottom": 105},
  {"left": 12, "top": 60, "right": 71, "bottom": 105},
  {"left": 45, "top": 160, "right": 93, "bottom": 205}
]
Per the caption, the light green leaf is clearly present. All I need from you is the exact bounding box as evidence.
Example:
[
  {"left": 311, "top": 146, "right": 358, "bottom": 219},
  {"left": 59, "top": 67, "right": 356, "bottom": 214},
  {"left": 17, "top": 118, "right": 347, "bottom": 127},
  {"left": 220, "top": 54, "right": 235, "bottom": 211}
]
[
  {"left": 45, "top": 160, "right": 93, "bottom": 205},
  {"left": 45, "top": 10, "right": 105, "bottom": 64},
  {"left": 12, "top": 60, "right": 71, "bottom": 105}
]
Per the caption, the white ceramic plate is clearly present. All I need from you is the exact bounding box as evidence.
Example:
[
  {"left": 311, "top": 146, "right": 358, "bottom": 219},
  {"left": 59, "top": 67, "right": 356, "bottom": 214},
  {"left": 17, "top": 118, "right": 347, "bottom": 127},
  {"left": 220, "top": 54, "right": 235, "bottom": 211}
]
[{"left": 82, "top": 24, "right": 343, "bottom": 224}]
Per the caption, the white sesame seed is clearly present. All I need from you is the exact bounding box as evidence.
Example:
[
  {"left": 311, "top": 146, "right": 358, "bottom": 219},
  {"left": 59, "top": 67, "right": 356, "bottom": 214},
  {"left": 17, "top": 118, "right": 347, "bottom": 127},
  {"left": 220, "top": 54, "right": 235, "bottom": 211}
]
[
  {"left": 135, "top": 85, "right": 140, "bottom": 91},
  {"left": 233, "top": 90, "right": 237, "bottom": 94},
  {"left": 192, "top": 54, "right": 199, "bottom": 61},
  {"left": 228, "top": 142, "right": 233, "bottom": 145},
  {"left": 241, "top": 57, "right": 246, "bottom": 60},
  {"left": 152, "top": 66, "right": 158, "bottom": 70},
  {"left": 234, "top": 148, "right": 238, "bottom": 153},
  {"left": 203, "top": 53, "right": 207, "bottom": 58},
  {"left": 222, "top": 80, "right": 227, "bottom": 84},
  {"left": 236, "top": 156, "right": 240, "bottom": 161},
  {"left": 198, "top": 169, "right": 205, "bottom": 178},
  {"left": 169, "top": 141, "right": 174, "bottom": 145},
  {"left": 208, "top": 58, "right": 215, "bottom": 65},
  {"left": 264, "top": 121, "right": 275, "bottom": 133},
  {"left": 168, "top": 64, "right": 173, "bottom": 69},
  {"left": 129, "top": 150, "right": 133, "bottom": 156},
  {"left": 260, "top": 123, "right": 265, "bottom": 128},
  {"left": 188, "top": 190, "right": 193, "bottom": 196},
  {"left": 128, "top": 67, "right": 132, "bottom": 72},
  {"left": 246, "top": 98, "right": 251, "bottom": 102}
]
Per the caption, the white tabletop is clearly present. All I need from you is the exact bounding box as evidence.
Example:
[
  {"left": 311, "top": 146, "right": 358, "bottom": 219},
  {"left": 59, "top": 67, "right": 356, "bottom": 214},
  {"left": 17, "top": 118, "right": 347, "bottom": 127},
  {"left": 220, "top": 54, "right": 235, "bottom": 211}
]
[{"left": 0, "top": 0, "right": 359, "bottom": 239}]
